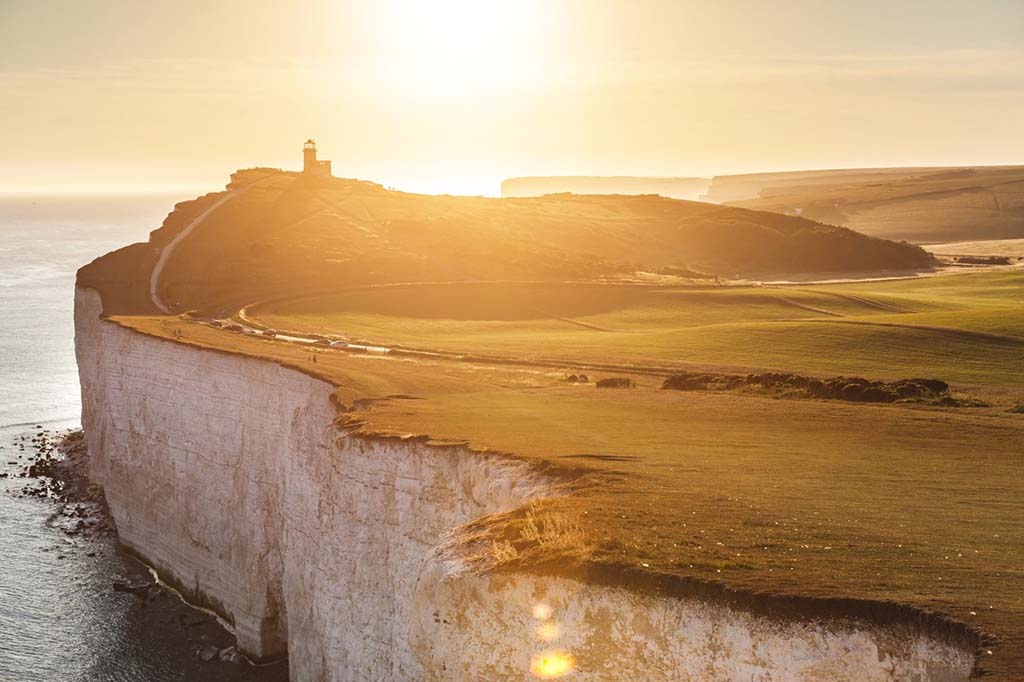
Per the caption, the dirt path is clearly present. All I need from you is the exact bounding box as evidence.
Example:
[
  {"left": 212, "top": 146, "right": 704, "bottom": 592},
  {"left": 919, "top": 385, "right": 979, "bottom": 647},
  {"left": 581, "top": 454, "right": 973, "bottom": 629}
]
[
  {"left": 150, "top": 191, "right": 243, "bottom": 313},
  {"left": 150, "top": 175, "right": 280, "bottom": 313}
]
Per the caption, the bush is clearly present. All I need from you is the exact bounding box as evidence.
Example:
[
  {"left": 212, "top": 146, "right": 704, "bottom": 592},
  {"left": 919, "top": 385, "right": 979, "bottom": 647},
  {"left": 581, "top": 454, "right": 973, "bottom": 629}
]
[
  {"left": 662, "top": 371, "right": 954, "bottom": 406},
  {"left": 860, "top": 387, "right": 898, "bottom": 403},
  {"left": 596, "top": 377, "right": 636, "bottom": 389},
  {"left": 906, "top": 378, "right": 949, "bottom": 393},
  {"left": 662, "top": 373, "right": 714, "bottom": 390}
]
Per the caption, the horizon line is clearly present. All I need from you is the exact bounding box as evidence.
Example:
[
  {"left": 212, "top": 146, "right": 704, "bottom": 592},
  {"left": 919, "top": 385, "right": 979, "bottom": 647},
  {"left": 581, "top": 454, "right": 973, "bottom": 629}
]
[{"left": 4, "top": 160, "right": 1024, "bottom": 199}]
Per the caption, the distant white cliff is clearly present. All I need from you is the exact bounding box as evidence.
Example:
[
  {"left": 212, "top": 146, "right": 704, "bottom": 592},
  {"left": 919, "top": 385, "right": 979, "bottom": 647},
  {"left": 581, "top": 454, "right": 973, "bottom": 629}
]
[{"left": 500, "top": 176, "right": 710, "bottom": 201}]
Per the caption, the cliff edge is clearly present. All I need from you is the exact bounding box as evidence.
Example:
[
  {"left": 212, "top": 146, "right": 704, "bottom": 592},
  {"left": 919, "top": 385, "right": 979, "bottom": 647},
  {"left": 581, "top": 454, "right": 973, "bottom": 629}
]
[
  {"left": 70, "top": 171, "right": 1024, "bottom": 680},
  {"left": 74, "top": 286, "right": 976, "bottom": 680}
]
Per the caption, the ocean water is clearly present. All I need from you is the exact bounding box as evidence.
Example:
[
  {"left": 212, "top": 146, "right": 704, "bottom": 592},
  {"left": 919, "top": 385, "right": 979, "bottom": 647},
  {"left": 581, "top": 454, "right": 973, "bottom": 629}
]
[{"left": 0, "top": 194, "right": 288, "bottom": 681}]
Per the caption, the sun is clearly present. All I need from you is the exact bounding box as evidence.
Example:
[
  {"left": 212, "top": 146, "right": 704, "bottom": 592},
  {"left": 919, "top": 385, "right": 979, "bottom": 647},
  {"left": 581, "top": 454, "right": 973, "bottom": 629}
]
[
  {"left": 389, "top": 1, "right": 514, "bottom": 54},
  {"left": 358, "top": 0, "right": 553, "bottom": 97}
]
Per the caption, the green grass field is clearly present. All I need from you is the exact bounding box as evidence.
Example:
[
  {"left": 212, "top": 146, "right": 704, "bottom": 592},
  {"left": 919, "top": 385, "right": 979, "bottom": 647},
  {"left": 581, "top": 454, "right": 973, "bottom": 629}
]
[{"left": 251, "top": 270, "right": 1024, "bottom": 395}]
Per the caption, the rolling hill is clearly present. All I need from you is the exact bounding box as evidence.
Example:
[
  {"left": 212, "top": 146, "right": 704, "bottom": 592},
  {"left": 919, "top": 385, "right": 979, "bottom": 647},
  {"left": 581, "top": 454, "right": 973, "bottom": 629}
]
[
  {"left": 79, "top": 168, "right": 933, "bottom": 316},
  {"left": 708, "top": 165, "right": 1024, "bottom": 243}
]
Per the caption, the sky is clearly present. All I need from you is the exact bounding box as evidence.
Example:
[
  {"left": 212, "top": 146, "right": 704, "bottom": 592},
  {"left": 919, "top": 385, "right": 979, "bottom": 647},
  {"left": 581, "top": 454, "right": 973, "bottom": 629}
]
[{"left": 1, "top": 0, "right": 1023, "bottom": 195}]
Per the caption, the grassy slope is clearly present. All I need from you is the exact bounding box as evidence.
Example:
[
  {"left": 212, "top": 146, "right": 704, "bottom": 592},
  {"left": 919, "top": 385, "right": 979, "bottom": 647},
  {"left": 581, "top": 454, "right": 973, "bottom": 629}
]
[
  {"left": 722, "top": 166, "right": 1024, "bottom": 243},
  {"left": 253, "top": 271, "right": 1024, "bottom": 394}
]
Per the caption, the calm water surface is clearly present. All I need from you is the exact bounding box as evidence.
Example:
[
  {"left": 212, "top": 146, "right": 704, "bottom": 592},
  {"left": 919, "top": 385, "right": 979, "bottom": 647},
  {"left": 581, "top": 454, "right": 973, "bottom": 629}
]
[{"left": 0, "top": 194, "right": 288, "bottom": 681}]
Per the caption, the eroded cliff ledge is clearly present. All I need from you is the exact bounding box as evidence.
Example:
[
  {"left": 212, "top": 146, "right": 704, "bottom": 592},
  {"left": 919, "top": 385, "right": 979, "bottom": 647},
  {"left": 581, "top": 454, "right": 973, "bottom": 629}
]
[{"left": 74, "top": 286, "right": 977, "bottom": 681}]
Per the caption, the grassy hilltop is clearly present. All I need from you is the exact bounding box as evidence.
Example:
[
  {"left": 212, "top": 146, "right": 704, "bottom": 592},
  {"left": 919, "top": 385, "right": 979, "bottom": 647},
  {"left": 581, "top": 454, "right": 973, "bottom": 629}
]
[
  {"left": 79, "top": 169, "right": 1024, "bottom": 679},
  {"left": 79, "top": 169, "right": 931, "bottom": 316}
]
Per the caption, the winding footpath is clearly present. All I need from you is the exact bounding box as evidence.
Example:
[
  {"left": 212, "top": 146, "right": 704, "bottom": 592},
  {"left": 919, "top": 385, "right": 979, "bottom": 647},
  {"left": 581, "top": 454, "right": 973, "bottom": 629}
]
[{"left": 149, "top": 189, "right": 245, "bottom": 313}]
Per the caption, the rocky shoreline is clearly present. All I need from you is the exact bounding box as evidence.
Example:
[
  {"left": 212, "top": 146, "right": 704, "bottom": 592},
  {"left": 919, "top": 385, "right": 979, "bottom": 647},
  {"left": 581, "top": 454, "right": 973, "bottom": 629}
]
[
  {"left": 6, "top": 428, "right": 115, "bottom": 540},
  {"left": 4, "top": 426, "right": 286, "bottom": 679}
]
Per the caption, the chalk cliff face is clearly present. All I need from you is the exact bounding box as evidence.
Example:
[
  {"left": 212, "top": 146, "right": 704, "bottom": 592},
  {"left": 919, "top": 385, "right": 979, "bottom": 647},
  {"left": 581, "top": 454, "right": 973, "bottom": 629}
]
[{"left": 74, "top": 286, "right": 974, "bottom": 681}]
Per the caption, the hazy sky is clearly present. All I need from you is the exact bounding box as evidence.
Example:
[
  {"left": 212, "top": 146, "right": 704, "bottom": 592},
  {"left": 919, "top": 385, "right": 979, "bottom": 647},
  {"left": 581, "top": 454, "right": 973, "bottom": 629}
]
[{"left": 2, "top": 0, "right": 1023, "bottom": 195}]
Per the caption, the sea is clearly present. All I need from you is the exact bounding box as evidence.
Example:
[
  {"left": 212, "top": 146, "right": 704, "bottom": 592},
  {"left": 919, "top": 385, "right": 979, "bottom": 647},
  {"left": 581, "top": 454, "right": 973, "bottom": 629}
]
[{"left": 0, "top": 193, "right": 288, "bottom": 681}]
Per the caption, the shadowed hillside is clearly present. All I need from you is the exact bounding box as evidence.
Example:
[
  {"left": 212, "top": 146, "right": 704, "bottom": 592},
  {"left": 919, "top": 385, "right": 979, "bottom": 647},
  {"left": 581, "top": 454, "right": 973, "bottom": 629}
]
[{"left": 79, "top": 169, "right": 932, "bottom": 315}]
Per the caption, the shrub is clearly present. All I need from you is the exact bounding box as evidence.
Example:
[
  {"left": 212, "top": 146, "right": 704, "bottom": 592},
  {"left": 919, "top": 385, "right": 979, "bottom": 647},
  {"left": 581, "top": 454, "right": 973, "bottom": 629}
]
[
  {"left": 906, "top": 378, "right": 949, "bottom": 393},
  {"left": 596, "top": 377, "right": 636, "bottom": 389},
  {"left": 663, "top": 371, "right": 955, "bottom": 406},
  {"left": 860, "top": 387, "right": 898, "bottom": 403}
]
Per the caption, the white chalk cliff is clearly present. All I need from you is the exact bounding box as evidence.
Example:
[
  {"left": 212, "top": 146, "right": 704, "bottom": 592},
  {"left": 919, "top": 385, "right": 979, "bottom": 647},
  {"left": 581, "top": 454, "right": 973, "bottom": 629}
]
[{"left": 74, "top": 286, "right": 975, "bottom": 681}]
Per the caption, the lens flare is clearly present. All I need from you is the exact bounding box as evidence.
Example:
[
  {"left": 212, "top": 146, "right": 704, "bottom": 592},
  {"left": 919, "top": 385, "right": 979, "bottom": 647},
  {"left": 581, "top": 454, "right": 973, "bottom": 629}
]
[
  {"left": 532, "top": 603, "right": 553, "bottom": 620},
  {"left": 536, "top": 621, "right": 560, "bottom": 642},
  {"left": 530, "top": 650, "right": 575, "bottom": 678}
]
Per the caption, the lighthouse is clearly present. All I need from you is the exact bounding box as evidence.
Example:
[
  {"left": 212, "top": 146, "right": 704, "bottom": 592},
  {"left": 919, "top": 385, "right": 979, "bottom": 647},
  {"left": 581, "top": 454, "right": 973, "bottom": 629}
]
[{"left": 302, "top": 139, "right": 332, "bottom": 176}]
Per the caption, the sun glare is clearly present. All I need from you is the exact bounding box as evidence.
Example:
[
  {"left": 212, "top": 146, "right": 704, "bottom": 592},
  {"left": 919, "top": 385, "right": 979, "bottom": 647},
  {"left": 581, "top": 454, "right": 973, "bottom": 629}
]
[
  {"left": 359, "top": 0, "right": 552, "bottom": 96},
  {"left": 530, "top": 650, "right": 576, "bottom": 678},
  {"left": 536, "top": 621, "right": 560, "bottom": 642},
  {"left": 532, "top": 603, "right": 554, "bottom": 620}
]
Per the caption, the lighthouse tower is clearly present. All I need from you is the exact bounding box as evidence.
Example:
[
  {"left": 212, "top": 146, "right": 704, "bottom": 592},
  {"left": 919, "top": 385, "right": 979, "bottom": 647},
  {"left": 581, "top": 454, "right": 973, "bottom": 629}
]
[{"left": 302, "top": 139, "right": 332, "bottom": 176}]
